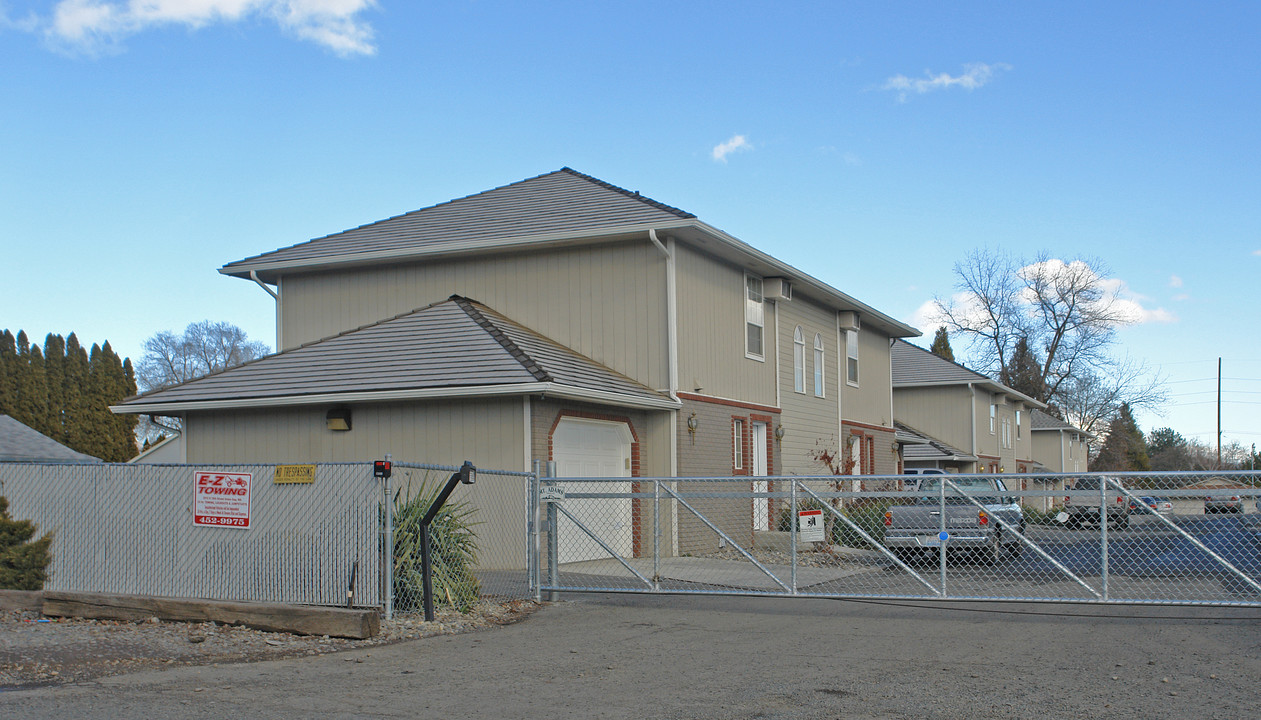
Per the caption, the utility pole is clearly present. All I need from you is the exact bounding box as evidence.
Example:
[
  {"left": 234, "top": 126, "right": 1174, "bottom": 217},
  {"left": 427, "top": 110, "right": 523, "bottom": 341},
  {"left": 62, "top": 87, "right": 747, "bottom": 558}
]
[{"left": 1216, "top": 357, "right": 1222, "bottom": 469}]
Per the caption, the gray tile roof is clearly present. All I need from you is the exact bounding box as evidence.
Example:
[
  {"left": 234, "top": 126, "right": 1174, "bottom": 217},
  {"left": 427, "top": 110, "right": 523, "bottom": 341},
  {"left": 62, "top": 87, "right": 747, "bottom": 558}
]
[
  {"left": 0, "top": 415, "right": 101, "bottom": 463},
  {"left": 1030, "top": 408, "right": 1090, "bottom": 437},
  {"left": 113, "top": 297, "right": 676, "bottom": 412},
  {"left": 221, "top": 168, "right": 695, "bottom": 279},
  {"left": 894, "top": 421, "right": 977, "bottom": 463},
  {"left": 891, "top": 340, "right": 1044, "bottom": 407}
]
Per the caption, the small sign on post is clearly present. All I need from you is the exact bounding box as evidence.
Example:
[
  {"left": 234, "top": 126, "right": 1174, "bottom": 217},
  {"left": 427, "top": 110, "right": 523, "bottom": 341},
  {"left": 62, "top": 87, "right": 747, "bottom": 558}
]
[
  {"left": 540, "top": 485, "right": 566, "bottom": 503},
  {"left": 193, "top": 471, "right": 252, "bottom": 529},
  {"left": 798, "top": 508, "right": 825, "bottom": 543}
]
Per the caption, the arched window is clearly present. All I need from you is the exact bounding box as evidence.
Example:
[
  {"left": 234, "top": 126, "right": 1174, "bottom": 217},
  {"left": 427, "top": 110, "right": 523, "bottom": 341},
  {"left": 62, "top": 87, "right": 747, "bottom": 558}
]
[
  {"left": 813, "top": 333, "right": 825, "bottom": 397},
  {"left": 793, "top": 326, "right": 805, "bottom": 393}
]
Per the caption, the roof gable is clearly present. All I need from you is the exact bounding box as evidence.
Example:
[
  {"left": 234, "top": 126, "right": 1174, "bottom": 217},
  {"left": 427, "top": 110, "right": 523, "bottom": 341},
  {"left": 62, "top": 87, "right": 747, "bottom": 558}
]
[
  {"left": 113, "top": 296, "right": 675, "bottom": 412},
  {"left": 0, "top": 415, "right": 101, "bottom": 463},
  {"left": 222, "top": 168, "right": 695, "bottom": 279}
]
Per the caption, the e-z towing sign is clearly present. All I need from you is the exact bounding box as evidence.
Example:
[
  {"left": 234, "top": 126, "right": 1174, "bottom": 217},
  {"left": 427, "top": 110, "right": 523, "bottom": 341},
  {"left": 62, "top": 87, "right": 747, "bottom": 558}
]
[{"left": 193, "top": 471, "right": 252, "bottom": 529}]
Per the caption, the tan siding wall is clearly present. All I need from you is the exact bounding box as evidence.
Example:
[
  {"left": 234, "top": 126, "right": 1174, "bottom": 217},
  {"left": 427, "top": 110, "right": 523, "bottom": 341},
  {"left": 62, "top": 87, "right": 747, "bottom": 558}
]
[
  {"left": 1032, "top": 432, "right": 1065, "bottom": 472},
  {"left": 840, "top": 327, "right": 894, "bottom": 428},
  {"left": 776, "top": 296, "right": 841, "bottom": 475},
  {"left": 279, "top": 241, "right": 669, "bottom": 390},
  {"left": 674, "top": 244, "right": 776, "bottom": 407},
  {"left": 184, "top": 399, "right": 529, "bottom": 570},
  {"left": 893, "top": 385, "right": 975, "bottom": 455}
]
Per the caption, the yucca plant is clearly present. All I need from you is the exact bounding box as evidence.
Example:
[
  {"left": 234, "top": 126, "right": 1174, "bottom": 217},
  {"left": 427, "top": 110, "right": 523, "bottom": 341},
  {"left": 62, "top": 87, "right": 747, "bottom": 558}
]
[{"left": 391, "top": 475, "right": 481, "bottom": 613}]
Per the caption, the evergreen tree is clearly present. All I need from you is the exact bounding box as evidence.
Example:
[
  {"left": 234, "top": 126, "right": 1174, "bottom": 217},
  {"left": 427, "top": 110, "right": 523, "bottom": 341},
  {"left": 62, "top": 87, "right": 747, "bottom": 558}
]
[
  {"left": 929, "top": 326, "right": 955, "bottom": 363},
  {"left": 42, "top": 334, "right": 66, "bottom": 441},
  {"left": 1148, "top": 427, "right": 1190, "bottom": 471},
  {"left": 61, "top": 333, "right": 91, "bottom": 453},
  {"left": 1092, "top": 403, "right": 1150, "bottom": 472},
  {"left": 0, "top": 496, "right": 53, "bottom": 591},
  {"left": 0, "top": 330, "right": 15, "bottom": 417},
  {"left": 19, "top": 346, "right": 50, "bottom": 438},
  {"left": 1000, "top": 336, "right": 1049, "bottom": 402}
]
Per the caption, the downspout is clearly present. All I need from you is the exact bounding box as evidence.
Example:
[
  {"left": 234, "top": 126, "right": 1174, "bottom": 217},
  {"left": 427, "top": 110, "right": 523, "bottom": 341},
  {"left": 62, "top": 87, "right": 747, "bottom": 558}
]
[
  {"left": 968, "top": 382, "right": 978, "bottom": 471},
  {"left": 250, "top": 270, "right": 282, "bottom": 351},
  {"left": 649, "top": 229, "right": 680, "bottom": 556}
]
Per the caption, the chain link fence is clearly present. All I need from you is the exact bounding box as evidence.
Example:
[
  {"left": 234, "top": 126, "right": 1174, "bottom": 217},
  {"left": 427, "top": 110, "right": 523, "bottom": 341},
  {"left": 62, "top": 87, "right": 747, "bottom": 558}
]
[
  {"left": 385, "top": 463, "right": 534, "bottom": 617},
  {"left": 2, "top": 461, "right": 536, "bottom": 618},
  {"left": 1, "top": 462, "right": 382, "bottom": 606},
  {"left": 539, "top": 471, "right": 1261, "bottom": 606}
]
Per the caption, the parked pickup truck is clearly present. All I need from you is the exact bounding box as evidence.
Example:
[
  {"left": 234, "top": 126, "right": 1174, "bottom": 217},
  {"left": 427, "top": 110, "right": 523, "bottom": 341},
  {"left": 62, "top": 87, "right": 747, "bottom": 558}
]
[
  {"left": 883, "top": 476, "right": 1025, "bottom": 564},
  {"left": 1062, "top": 476, "right": 1129, "bottom": 528}
]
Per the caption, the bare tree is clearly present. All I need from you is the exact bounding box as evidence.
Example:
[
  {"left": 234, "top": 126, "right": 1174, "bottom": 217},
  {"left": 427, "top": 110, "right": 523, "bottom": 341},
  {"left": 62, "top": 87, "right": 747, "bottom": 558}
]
[
  {"left": 135, "top": 321, "right": 269, "bottom": 443},
  {"left": 137, "top": 321, "right": 269, "bottom": 392},
  {"left": 934, "top": 249, "right": 1166, "bottom": 435}
]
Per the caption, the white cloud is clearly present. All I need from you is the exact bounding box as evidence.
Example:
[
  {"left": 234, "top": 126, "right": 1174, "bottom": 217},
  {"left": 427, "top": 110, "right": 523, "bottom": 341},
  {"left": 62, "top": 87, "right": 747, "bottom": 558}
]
[
  {"left": 1253, "top": 249, "right": 1261, "bottom": 256},
  {"left": 40, "top": 0, "right": 377, "bottom": 56},
  {"left": 712, "top": 134, "right": 751, "bottom": 163},
  {"left": 883, "top": 62, "right": 1010, "bottom": 102},
  {"left": 1169, "top": 275, "right": 1183, "bottom": 288},
  {"left": 1021, "top": 259, "right": 1177, "bottom": 326}
]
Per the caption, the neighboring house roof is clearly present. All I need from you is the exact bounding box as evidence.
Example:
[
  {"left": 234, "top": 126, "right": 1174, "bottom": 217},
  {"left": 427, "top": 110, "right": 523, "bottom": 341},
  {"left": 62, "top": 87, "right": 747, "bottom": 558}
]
[
  {"left": 894, "top": 422, "right": 978, "bottom": 464},
  {"left": 112, "top": 296, "right": 679, "bottom": 414},
  {"left": 1030, "top": 408, "right": 1091, "bottom": 438},
  {"left": 890, "top": 340, "right": 1045, "bottom": 408},
  {"left": 0, "top": 415, "right": 101, "bottom": 463},
  {"left": 221, "top": 168, "right": 919, "bottom": 338}
]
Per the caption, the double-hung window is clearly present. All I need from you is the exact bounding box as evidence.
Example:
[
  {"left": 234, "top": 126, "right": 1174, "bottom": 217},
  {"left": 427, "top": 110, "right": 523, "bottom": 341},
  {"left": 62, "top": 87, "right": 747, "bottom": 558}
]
[
  {"left": 745, "top": 275, "right": 764, "bottom": 359},
  {"left": 845, "top": 330, "right": 859, "bottom": 385},
  {"left": 793, "top": 326, "right": 805, "bottom": 393},
  {"left": 813, "top": 333, "right": 825, "bottom": 397}
]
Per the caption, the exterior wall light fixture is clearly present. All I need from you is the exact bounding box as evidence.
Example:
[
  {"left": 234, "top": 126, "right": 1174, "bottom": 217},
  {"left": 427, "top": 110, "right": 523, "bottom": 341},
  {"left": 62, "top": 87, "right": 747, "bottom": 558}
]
[
  {"left": 774, "top": 424, "right": 785, "bottom": 444},
  {"left": 686, "top": 413, "right": 699, "bottom": 444},
  {"left": 326, "top": 407, "right": 352, "bottom": 431}
]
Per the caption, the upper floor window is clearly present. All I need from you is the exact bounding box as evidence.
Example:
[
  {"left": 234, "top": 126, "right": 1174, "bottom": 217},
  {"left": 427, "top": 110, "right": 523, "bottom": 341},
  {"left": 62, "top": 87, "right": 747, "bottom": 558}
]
[
  {"left": 745, "top": 274, "right": 764, "bottom": 359},
  {"left": 1016, "top": 410, "right": 1022, "bottom": 439},
  {"left": 845, "top": 330, "right": 859, "bottom": 385},
  {"left": 813, "top": 333, "right": 825, "bottom": 397},
  {"left": 792, "top": 326, "right": 805, "bottom": 393},
  {"left": 989, "top": 403, "right": 997, "bottom": 434},
  {"left": 1001, "top": 417, "right": 1012, "bottom": 449}
]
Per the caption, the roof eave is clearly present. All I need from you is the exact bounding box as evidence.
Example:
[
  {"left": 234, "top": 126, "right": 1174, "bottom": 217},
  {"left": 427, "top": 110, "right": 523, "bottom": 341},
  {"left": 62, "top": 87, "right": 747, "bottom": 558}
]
[
  {"left": 111, "top": 382, "right": 680, "bottom": 415},
  {"left": 220, "top": 220, "right": 698, "bottom": 282},
  {"left": 682, "top": 221, "right": 920, "bottom": 338}
]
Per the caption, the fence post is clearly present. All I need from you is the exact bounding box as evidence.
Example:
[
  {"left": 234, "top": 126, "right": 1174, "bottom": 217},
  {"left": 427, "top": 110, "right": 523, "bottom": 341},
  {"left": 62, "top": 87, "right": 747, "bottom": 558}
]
[
  {"left": 1100, "top": 478, "right": 1109, "bottom": 601},
  {"left": 383, "top": 454, "right": 394, "bottom": 620},
  {"left": 790, "top": 480, "right": 798, "bottom": 594},
  {"left": 653, "top": 479, "right": 661, "bottom": 592},
  {"left": 544, "top": 462, "right": 559, "bottom": 602},
  {"left": 529, "top": 462, "right": 541, "bottom": 603}
]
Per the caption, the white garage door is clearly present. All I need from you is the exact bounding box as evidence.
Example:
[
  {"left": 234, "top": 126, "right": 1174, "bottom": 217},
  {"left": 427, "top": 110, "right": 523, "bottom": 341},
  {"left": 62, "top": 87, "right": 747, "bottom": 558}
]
[{"left": 552, "top": 418, "right": 634, "bottom": 565}]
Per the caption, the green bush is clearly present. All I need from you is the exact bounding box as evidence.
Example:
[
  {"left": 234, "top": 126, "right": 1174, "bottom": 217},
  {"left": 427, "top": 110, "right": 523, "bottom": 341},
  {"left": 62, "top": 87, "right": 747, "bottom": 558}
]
[
  {"left": 774, "top": 498, "right": 897, "bottom": 550},
  {"left": 831, "top": 499, "right": 898, "bottom": 550},
  {"left": 391, "top": 475, "right": 481, "bottom": 614},
  {"left": 0, "top": 496, "right": 53, "bottom": 591},
  {"left": 1021, "top": 504, "right": 1060, "bottom": 526}
]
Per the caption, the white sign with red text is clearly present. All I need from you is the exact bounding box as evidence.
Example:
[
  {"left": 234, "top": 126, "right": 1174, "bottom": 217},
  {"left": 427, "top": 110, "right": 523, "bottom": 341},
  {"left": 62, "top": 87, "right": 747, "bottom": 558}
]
[{"left": 193, "top": 471, "right": 252, "bottom": 529}]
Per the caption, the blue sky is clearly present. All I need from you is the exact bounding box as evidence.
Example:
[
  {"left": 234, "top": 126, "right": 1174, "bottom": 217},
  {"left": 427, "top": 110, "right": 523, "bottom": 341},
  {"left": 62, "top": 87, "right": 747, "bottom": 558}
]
[{"left": 4, "top": 1, "right": 1259, "bottom": 452}]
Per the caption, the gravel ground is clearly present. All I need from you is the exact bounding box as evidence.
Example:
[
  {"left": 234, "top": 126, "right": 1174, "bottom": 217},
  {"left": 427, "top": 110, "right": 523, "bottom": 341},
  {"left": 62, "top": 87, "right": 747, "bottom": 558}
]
[{"left": 0, "top": 600, "right": 537, "bottom": 689}]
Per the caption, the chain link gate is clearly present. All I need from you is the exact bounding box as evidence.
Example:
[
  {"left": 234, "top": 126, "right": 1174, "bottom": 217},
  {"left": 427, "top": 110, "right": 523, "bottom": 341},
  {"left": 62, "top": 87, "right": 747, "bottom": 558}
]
[{"left": 532, "top": 471, "right": 1261, "bottom": 606}]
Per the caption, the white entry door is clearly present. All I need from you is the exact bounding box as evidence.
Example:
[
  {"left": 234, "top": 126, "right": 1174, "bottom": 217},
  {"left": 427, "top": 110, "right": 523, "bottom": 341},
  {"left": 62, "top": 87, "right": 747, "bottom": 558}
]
[
  {"left": 552, "top": 418, "right": 633, "bottom": 564},
  {"left": 751, "top": 421, "right": 769, "bottom": 531}
]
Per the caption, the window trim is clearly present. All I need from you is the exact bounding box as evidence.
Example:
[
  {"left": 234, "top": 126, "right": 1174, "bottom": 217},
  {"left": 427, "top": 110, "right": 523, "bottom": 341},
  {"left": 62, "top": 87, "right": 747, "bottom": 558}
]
[
  {"left": 989, "top": 403, "right": 997, "bottom": 435},
  {"left": 744, "top": 273, "right": 765, "bottom": 361},
  {"left": 813, "top": 333, "right": 825, "bottom": 398},
  {"left": 845, "top": 329, "right": 859, "bottom": 386},
  {"left": 793, "top": 326, "right": 805, "bottom": 394},
  {"left": 1016, "top": 410, "right": 1022, "bottom": 440},
  {"left": 733, "top": 418, "right": 745, "bottom": 470}
]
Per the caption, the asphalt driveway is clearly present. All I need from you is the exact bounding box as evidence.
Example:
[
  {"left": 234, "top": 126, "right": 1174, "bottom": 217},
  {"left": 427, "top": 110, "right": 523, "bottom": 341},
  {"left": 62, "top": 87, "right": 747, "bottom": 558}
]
[{"left": 4, "top": 593, "right": 1258, "bottom": 719}]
